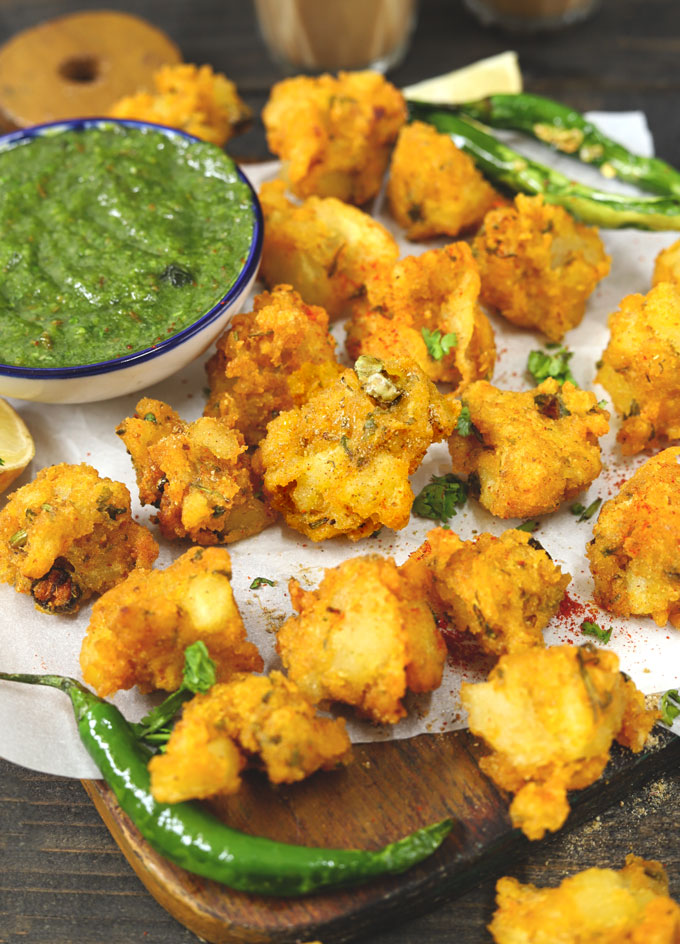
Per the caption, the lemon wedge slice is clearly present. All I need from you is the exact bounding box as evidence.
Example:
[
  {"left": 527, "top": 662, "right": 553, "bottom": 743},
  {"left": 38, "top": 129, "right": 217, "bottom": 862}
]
[
  {"left": 402, "top": 51, "right": 522, "bottom": 104},
  {"left": 0, "top": 398, "right": 35, "bottom": 494}
]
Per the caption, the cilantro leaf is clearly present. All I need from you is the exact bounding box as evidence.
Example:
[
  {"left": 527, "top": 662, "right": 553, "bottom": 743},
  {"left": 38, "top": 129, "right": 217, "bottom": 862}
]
[
  {"left": 250, "top": 576, "right": 276, "bottom": 589},
  {"left": 660, "top": 689, "right": 680, "bottom": 726},
  {"left": 516, "top": 520, "right": 539, "bottom": 533},
  {"left": 181, "top": 640, "right": 217, "bottom": 693},
  {"left": 580, "top": 620, "right": 612, "bottom": 644},
  {"left": 422, "top": 327, "right": 457, "bottom": 361},
  {"left": 527, "top": 346, "right": 577, "bottom": 386},
  {"left": 457, "top": 406, "right": 472, "bottom": 436},
  {"left": 412, "top": 474, "right": 467, "bottom": 525}
]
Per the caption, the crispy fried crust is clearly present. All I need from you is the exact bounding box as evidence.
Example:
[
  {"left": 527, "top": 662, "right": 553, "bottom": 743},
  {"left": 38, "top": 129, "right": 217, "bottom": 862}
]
[
  {"left": 402, "top": 527, "right": 570, "bottom": 656},
  {"left": 258, "top": 180, "right": 399, "bottom": 321},
  {"left": 448, "top": 379, "right": 609, "bottom": 519},
  {"left": 345, "top": 242, "right": 496, "bottom": 391},
  {"left": 653, "top": 240, "right": 680, "bottom": 288},
  {"left": 80, "top": 546, "right": 262, "bottom": 696},
  {"left": 387, "top": 121, "right": 501, "bottom": 240},
  {"left": 204, "top": 284, "right": 341, "bottom": 446},
  {"left": 489, "top": 855, "right": 680, "bottom": 943},
  {"left": 149, "top": 670, "right": 351, "bottom": 803},
  {"left": 587, "top": 447, "right": 680, "bottom": 627},
  {"left": 277, "top": 555, "right": 446, "bottom": 725},
  {"left": 0, "top": 463, "right": 158, "bottom": 613},
  {"left": 597, "top": 282, "right": 680, "bottom": 455},
  {"left": 260, "top": 356, "right": 460, "bottom": 541},
  {"left": 117, "top": 397, "right": 274, "bottom": 545},
  {"left": 262, "top": 71, "right": 406, "bottom": 204},
  {"left": 472, "top": 193, "right": 610, "bottom": 342},
  {"left": 461, "top": 645, "right": 658, "bottom": 840}
]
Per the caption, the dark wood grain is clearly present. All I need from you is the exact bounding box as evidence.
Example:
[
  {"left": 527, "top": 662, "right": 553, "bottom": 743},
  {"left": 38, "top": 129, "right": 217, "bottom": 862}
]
[{"left": 2, "top": 1, "right": 680, "bottom": 942}]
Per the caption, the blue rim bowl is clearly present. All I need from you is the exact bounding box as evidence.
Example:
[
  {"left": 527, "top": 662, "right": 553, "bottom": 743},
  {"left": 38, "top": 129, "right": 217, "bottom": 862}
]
[{"left": 0, "top": 118, "right": 263, "bottom": 403}]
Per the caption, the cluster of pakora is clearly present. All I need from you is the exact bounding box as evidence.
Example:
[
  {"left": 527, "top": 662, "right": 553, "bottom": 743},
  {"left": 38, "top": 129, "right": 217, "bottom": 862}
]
[{"left": 2, "top": 65, "right": 679, "bottom": 932}]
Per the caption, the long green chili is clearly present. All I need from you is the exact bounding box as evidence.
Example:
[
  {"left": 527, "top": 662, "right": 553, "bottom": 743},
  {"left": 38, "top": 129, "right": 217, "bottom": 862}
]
[
  {"left": 0, "top": 672, "right": 452, "bottom": 896},
  {"left": 406, "top": 101, "right": 680, "bottom": 231}
]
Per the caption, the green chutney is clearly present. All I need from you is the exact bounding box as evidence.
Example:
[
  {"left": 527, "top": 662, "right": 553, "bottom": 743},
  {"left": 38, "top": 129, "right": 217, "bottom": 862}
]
[{"left": 0, "top": 123, "right": 255, "bottom": 368}]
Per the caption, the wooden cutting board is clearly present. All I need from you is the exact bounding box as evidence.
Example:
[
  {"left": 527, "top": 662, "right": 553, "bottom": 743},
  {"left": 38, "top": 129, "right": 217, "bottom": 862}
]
[{"left": 83, "top": 723, "right": 680, "bottom": 944}]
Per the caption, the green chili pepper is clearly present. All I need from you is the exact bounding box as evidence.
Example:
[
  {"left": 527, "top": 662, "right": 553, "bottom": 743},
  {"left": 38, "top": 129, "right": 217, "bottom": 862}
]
[
  {"left": 406, "top": 101, "right": 680, "bottom": 231},
  {"left": 454, "top": 93, "right": 680, "bottom": 199},
  {"left": 0, "top": 672, "right": 452, "bottom": 896}
]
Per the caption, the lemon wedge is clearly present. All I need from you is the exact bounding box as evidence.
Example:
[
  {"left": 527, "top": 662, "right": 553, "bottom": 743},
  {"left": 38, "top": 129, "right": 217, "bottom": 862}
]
[
  {"left": 402, "top": 51, "right": 522, "bottom": 104},
  {"left": 0, "top": 398, "right": 35, "bottom": 494}
]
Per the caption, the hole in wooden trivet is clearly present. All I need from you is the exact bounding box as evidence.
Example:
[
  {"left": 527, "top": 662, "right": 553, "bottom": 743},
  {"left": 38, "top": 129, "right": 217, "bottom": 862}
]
[{"left": 58, "top": 56, "right": 100, "bottom": 83}]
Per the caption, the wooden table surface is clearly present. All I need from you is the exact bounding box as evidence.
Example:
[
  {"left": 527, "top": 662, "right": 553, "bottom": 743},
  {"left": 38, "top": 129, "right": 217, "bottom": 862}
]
[{"left": 1, "top": 1, "right": 679, "bottom": 942}]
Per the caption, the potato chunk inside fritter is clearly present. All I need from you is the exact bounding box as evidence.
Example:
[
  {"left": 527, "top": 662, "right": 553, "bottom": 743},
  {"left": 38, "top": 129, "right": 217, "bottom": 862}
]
[
  {"left": 262, "top": 70, "right": 406, "bottom": 205},
  {"left": 260, "top": 355, "right": 459, "bottom": 541},
  {"left": 448, "top": 379, "right": 609, "bottom": 519},
  {"left": 80, "top": 546, "right": 262, "bottom": 696},
  {"left": 597, "top": 282, "right": 680, "bottom": 455},
  {"left": 149, "top": 670, "right": 351, "bottom": 803},
  {"left": 277, "top": 555, "right": 446, "bottom": 725},
  {"left": 472, "top": 193, "right": 610, "bottom": 341},
  {"left": 461, "top": 644, "right": 657, "bottom": 840},
  {"left": 587, "top": 446, "right": 680, "bottom": 627},
  {"left": 0, "top": 463, "right": 158, "bottom": 613}
]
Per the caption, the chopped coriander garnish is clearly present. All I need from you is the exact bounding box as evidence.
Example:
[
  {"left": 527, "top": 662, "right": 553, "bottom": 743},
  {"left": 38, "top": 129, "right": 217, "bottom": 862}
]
[
  {"left": 577, "top": 497, "right": 602, "bottom": 522},
  {"left": 570, "top": 502, "right": 586, "bottom": 516},
  {"left": 527, "top": 346, "right": 577, "bottom": 386},
  {"left": 456, "top": 406, "right": 472, "bottom": 436},
  {"left": 143, "top": 412, "right": 157, "bottom": 423},
  {"left": 412, "top": 473, "right": 467, "bottom": 525},
  {"left": 250, "top": 576, "right": 276, "bottom": 589},
  {"left": 597, "top": 399, "right": 608, "bottom": 409},
  {"left": 516, "top": 520, "right": 539, "bottom": 533},
  {"left": 581, "top": 620, "right": 612, "bottom": 644},
  {"left": 422, "top": 327, "right": 457, "bottom": 361},
  {"left": 659, "top": 689, "right": 680, "bottom": 726}
]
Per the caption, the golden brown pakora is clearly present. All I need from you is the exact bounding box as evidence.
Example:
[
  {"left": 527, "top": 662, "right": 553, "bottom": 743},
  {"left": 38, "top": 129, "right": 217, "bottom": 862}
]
[
  {"left": 587, "top": 447, "right": 680, "bottom": 627},
  {"left": 259, "top": 355, "right": 460, "bottom": 541},
  {"left": 258, "top": 180, "right": 399, "bottom": 321},
  {"left": 448, "top": 379, "right": 609, "bottom": 519},
  {"left": 401, "top": 527, "right": 570, "bottom": 656},
  {"left": 472, "top": 193, "right": 611, "bottom": 342},
  {"left": 204, "top": 284, "right": 342, "bottom": 445},
  {"left": 345, "top": 242, "right": 496, "bottom": 391},
  {"left": 276, "top": 555, "right": 446, "bottom": 725},
  {"left": 387, "top": 121, "right": 501, "bottom": 241},
  {"left": 149, "top": 670, "right": 351, "bottom": 803},
  {"left": 0, "top": 463, "right": 158, "bottom": 614},
  {"left": 117, "top": 397, "right": 274, "bottom": 545},
  {"left": 461, "top": 644, "right": 657, "bottom": 840},
  {"left": 489, "top": 855, "right": 680, "bottom": 944},
  {"left": 653, "top": 239, "right": 680, "bottom": 287},
  {"left": 262, "top": 70, "right": 406, "bottom": 204},
  {"left": 596, "top": 282, "right": 680, "bottom": 455},
  {"left": 80, "top": 546, "right": 262, "bottom": 696}
]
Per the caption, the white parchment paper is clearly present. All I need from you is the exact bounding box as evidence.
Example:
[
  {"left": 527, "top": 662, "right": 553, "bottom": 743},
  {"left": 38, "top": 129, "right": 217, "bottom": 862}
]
[{"left": 1, "top": 112, "right": 679, "bottom": 779}]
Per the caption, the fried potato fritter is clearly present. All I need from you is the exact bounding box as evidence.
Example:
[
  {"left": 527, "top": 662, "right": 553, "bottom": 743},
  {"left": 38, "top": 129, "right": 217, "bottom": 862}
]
[
  {"left": 448, "top": 379, "right": 609, "bottom": 519},
  {"left": 587, "top": 447, "right": 680, "bottom": 627},
  {"left": 276, "top": 555, "right": 446, "bottom": 725},
  {"left": 80, "top": 546, "right": 262, "bottom": 696},
  {"left": 260, "top": 355, "right": 460, "bottom": 541},
  {"left": 461, "top": 644, "right": 657, "bottom": 840},
  {"left": 489, "top": 855, "right": 680, "bottom": 944},
  {"left": 262, "top": 70, "right": 406, "bottom": 204},
  {"left": 472, "top": 194, "right": 611, "bottom": 341},
  {"left": 345, "top": 242, "right": 496, "bottom": 391},
  {"left": 597, "top": 282, "right": 680, "bottom": 455},
  {"left": 259, "top": 180, "right": 399, "bottom": 321},
  {"left": 149, "top": 670, "right": 351, "bottom": 803},
  {"left": 387, "top": 121, "right": 501, "bottom": 240},
  {"left": 0, "top": 463, "right": 158, "bottom": 614},
  {"left": 204, "top": 285, "right": 342, "bottom": 445},
  {"left": 402, "top": 527, "right": 570, "bottom": 656},
  {"left": 117, "top": 397, "right": 273, "bottom": 545},
  {"left": 653, "top": 239, "right": 680, "bottom": 287}
]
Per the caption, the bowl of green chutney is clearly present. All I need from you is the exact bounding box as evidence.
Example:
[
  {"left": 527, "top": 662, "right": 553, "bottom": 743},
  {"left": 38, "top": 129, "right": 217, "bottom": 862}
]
[{"left": 0, "top": 118, "right": 262, "bottom": 403}]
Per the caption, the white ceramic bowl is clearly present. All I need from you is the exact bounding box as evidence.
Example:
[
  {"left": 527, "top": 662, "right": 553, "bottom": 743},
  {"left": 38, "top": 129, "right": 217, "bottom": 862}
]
[{"left": 0, "top": 119, "right": 262, "bottom": 404}]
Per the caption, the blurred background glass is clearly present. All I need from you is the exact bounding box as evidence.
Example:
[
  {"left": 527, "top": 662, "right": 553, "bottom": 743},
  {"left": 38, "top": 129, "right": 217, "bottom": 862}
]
[
  {"left": 253, "top": 0, "right": 418, "bottom": 73},
  {"left": 463, "top": 0, "right": 600, "bottom": 31}
]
